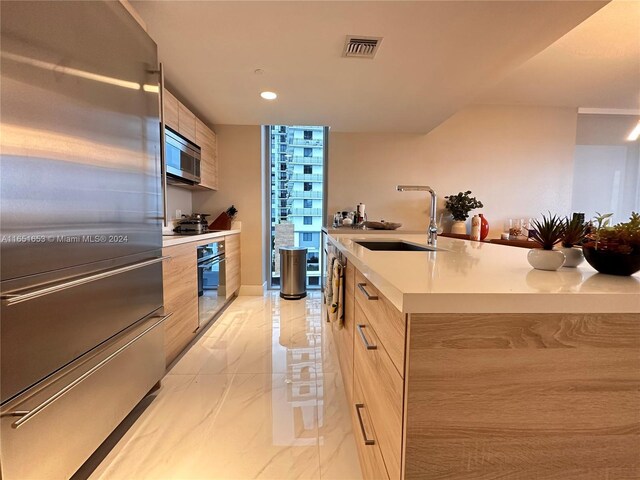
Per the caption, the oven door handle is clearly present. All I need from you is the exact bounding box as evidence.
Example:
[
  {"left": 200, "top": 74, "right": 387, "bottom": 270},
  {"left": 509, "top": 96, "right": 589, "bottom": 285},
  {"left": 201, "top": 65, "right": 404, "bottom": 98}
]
[{"left": 197, "top": 256, "right": 224, "bottom": 268}]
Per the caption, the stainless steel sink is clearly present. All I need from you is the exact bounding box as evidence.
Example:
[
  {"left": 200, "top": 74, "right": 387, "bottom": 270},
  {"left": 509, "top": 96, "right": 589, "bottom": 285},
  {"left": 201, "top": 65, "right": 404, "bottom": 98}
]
[{"left": 354, "top": 240, "right": 440, "bottom": 252}]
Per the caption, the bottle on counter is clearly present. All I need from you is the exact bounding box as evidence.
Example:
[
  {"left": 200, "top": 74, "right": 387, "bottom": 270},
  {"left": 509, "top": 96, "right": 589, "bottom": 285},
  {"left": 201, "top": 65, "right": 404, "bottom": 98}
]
[
  {"left": 333, "top": 212, "right": 342, "bottom": 227},
  {"left": 470, "top": 215, "right": 481, "bottom": 241},
  {"left": 356, "top": 203, "right": 366, "bottom": 225}
]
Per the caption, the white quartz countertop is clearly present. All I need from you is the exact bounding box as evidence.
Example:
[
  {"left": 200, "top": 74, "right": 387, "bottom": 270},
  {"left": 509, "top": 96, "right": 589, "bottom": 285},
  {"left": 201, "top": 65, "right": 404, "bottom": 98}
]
[
  {"left": 162, "top": 229, "right": 240, "bottom": 247},
  {"left": 327, "top": 233, "right": 640, "bottom": 314}
]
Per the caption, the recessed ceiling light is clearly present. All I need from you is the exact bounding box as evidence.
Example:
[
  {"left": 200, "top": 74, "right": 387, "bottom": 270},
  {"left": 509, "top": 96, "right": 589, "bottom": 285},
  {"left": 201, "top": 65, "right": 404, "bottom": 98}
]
[
  {"left": 261, "top": 91, "right": 277, "bottom": 100},
  {"left": 626, "top": 121, "right": 640, "bottom": 141}
]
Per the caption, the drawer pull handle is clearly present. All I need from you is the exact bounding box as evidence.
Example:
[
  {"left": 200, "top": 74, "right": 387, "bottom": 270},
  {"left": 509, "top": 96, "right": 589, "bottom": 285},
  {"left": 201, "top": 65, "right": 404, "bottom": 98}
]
[
  {"left": 357, "top": 283, "right": 378, "bottom": 300},
  {"left": 355, "top": 403, "right": 375, "bottom": 445},
  {"left": 357, "top": 324, "right": 377, "bottom": 350}
]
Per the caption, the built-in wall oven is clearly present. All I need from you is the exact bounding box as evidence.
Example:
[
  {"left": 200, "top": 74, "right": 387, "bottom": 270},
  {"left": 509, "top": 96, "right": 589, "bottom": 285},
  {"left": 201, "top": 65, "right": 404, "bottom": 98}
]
[{"left": 197, "top": 240, "right": 226, "bottom": 327}]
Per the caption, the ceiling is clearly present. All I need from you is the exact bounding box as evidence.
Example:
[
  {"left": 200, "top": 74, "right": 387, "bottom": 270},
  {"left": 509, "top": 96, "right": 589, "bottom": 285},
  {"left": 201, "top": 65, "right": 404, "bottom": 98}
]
[
  {"left": 133, "top": 1, "right": 608, "bottom": 133},
  {"left": 477, "top": 0, "right": 640, "bottom": 109}
]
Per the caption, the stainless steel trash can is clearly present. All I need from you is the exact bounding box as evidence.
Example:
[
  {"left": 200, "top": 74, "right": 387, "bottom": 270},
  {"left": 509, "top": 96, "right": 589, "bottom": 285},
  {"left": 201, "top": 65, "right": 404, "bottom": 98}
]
[{"left": 280, "top": 247, "right": 307, "bottom": 300}]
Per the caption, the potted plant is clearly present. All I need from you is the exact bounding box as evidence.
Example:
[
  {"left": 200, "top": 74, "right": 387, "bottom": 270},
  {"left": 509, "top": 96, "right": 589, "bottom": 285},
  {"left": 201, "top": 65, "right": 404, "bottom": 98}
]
[
  {"left": 582, "top": 212, "right": 640, "bottom": 276},
  {"left": 444, "top": 191, "right": 483, "bottom": 234},
  {"left": 560, "top": 215, "right": 588, "bottom": 267},
  {"left": 527, "top": 213, "right": 566, "bottom": 271}
]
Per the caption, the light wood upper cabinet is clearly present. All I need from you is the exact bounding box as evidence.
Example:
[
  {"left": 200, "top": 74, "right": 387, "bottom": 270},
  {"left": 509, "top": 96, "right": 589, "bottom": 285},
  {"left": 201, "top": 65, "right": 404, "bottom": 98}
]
[
  {"left": 163, "top": 87, "right": 194, "bottom": 140},
  {"left": 196, "top": 118, "right": 219, "bottom": 190},
  {"left": 224, "top": 233, "right": 240, "bottom": 299},
  {"left": 177, "top": 102, "right": 197, "bottom": 141},
  {"left": 163, "top": 88, "right": 179, "bottom": 132},
  {"left": 162, "top": 242, "right": 198, "bottom": 366},
  {"left": 162, "top": 87, "right": 218, "bottom": 191}
]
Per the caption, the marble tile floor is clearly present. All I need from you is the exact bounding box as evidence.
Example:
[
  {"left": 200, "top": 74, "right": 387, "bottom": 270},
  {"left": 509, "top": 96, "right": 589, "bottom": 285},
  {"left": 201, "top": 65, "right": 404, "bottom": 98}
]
[{"left": 84, "top": 292, "right": 363, "bottom": 480}]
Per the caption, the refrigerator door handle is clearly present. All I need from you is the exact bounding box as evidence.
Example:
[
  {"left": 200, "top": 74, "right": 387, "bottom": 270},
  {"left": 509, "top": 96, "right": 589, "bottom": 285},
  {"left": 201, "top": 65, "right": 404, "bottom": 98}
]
[
  {"left": 159, "top": 62, "right": 168, "bottom": 227},
  {"left": 1, "top": 256, "right": 169, "bottom": 306},
  {"left": 1, "top": 313, "right": 172, "bottom": 429}
]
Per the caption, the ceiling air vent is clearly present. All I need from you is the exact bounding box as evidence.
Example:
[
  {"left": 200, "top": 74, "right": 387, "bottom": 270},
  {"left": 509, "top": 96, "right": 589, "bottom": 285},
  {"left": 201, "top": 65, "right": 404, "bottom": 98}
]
[{"left": 343, "top": 35, "right": 382, "bottom": 59}]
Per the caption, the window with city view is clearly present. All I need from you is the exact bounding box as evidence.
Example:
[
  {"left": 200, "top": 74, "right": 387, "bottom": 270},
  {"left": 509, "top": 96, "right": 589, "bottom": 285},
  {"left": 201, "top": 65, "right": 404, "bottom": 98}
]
[{"left": 269, "top": 125, "right": 326, "bottom": 288}]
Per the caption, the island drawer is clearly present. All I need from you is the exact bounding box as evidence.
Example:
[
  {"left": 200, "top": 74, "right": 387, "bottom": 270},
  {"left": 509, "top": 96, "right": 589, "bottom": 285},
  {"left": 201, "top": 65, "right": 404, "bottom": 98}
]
[
  {"left": 352, "top": 367, "right": 390, "bottom": 480},
  {"left": 354, "top": 269, "right": 406, "bottom": 377},
  {"left": 354, "top": 302, "right": 404, "bottom": 480}
]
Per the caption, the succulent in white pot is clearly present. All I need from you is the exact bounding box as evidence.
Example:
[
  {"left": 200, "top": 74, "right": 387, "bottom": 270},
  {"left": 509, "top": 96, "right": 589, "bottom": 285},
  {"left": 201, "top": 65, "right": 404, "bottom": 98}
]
[
  {"left": 527, "top": 213, "right": 566, "bottom": 271},
  {"left": 559, "top": 215, "right": 587, "bottom": 267}
]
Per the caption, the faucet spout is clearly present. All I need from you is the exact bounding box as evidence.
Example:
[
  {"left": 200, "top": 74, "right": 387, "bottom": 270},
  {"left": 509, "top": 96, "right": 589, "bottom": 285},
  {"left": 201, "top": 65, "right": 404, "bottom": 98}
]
[{"left": 396, "top": 185, "right": 438, "bottom": 248}]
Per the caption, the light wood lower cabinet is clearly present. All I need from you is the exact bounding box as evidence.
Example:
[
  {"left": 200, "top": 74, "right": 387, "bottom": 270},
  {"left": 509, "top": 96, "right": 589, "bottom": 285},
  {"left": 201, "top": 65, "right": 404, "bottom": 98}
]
[
  {"left": 332, "top": 259, "right": 355, "bottom": 403},
  {"left": 354, "top": 302, "right": 404, "bottom": 480},
  {"left": 403, "top": 312, "right": 640, "bottom": 479},
  {"left": 331, "top": 259, "right": 640, "bottom": 479},
  {"left": 224, "top": 233, "right": 240, "bottom": 299},
  {"left": 352, "top": 370, "right": 390, "bottom": 480},
  {"left": 354, "top": 269, "right": 405, "bottom": 377},
  {"left": 331, "top": 263, "right": 404, "bottom": 479},
  {"left": 162, "top": 242, "right": 198, "bottom": 366}
]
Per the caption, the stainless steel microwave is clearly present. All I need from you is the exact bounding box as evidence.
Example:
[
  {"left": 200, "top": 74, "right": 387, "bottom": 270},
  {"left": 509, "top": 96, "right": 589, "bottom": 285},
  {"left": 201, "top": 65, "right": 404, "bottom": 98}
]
[{"left": 165, "top": 127, "right": 201, "bottom": 184}]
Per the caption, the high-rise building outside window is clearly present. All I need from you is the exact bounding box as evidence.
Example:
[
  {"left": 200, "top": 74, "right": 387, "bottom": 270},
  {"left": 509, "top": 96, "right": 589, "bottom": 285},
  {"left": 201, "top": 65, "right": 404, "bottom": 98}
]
[{"left": 268, "top": 125, "right": 326, "bottom": 288}]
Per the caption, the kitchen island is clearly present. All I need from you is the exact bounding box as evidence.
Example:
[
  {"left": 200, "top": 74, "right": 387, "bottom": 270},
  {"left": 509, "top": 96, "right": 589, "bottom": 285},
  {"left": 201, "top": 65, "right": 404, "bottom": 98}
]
[{"left": 325, "top": 232, "right": 640, "bottom": 479}]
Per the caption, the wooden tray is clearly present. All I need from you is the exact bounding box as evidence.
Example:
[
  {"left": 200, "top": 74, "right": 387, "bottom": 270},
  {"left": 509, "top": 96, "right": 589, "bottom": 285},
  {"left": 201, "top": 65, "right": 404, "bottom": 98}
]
[{"left": 363, "top": 221, "right": 402, "bottom": 230}]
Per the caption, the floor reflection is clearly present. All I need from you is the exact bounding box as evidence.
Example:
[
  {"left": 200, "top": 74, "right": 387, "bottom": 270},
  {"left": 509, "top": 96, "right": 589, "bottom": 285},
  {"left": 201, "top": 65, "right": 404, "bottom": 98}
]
[{"left": 85, "top": 292, "right": 362, "bottom": 480}]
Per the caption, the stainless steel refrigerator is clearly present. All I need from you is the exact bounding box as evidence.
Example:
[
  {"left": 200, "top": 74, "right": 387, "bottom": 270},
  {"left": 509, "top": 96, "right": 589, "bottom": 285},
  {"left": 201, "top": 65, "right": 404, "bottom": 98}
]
[{"left": 0, "top": 2, "right": 167, "bottom": 478}]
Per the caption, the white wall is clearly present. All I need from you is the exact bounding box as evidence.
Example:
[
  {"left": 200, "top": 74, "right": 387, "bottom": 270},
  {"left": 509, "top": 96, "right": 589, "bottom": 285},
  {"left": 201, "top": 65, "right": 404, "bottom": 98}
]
[
  {"left": 328, "top": 105, "right": 579, "bottom": 238},
  {"left": 167, "top": 185, "right": 193, "bottom": 221},
  {"left": 193, "top": 125, "right": 265, "bottom": 292}
]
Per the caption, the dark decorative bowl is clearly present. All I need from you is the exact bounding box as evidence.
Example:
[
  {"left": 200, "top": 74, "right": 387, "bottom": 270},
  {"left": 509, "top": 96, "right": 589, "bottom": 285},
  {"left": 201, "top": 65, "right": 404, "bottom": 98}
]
[{"left": 583, "top": 247, "right": 640, "bottom": 276}]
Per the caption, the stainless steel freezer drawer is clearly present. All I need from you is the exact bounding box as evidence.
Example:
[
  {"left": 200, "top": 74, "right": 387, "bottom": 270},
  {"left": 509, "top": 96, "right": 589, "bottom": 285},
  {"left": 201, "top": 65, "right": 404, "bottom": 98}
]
[
  {"left": 0, "top": 256, "right": 164, "bottom": 403},
  {"left": 0, "top": 312, "right": 167, "bottom": 480}
]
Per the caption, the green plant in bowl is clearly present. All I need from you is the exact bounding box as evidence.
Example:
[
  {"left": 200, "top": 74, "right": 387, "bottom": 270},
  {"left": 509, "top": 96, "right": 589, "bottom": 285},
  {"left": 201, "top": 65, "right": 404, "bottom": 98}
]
[{"left": 583, "top": 212, "right": 640, "bottom": 276}]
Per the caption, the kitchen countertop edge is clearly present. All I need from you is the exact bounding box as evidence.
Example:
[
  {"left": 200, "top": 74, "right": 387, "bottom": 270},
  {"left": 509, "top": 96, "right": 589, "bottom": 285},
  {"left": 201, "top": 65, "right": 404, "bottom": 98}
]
[
  {"left": 162, "top": 229, "right": 241, "bottom": 247},
  {"left": 325, "top": 233, "right": 640, "bottom": 315}
]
